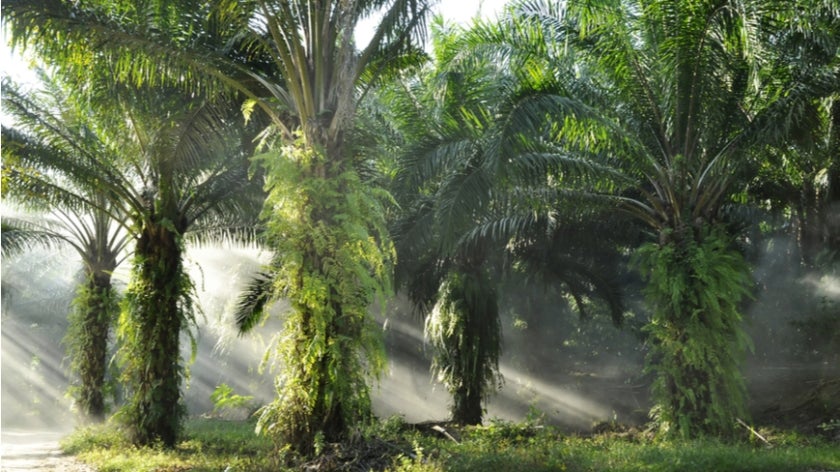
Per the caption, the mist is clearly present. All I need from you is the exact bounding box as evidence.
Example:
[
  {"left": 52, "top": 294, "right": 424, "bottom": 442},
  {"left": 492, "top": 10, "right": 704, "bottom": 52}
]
[
  {"left": 1, "top": 247, "right": 80, "bottom": 432},
  {"left": 743, "top": 235, "right": 840, "bottom": 423},
  {"left": 2, "top": 234, "right": 837, "bottom": 433}
]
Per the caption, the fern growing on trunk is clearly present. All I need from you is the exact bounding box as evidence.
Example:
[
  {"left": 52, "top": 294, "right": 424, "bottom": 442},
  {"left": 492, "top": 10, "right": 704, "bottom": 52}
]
[
  {"left": 425, "top": 268, "right": 502, "bottom": 425},
  {"left": 253, "top": 140, "right": 393, "bottom": 455},
  {"left": 65, "top": 271, "right": 119, "bottom": 422},
  {"left": 634, "top": 226, "right": 752, "bottom": 439},
  {"left": 117, "top": 221, "right": 196, "bottom": 447}
]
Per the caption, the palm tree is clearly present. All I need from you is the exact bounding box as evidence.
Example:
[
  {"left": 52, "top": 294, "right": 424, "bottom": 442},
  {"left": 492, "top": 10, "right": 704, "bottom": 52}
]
[
  {"left": 384, "top": 17, "right": 630, "bottom": 425},
  {"left": 507, "top": 0, "right": 839, "bottom": 438},
  {"left": 116, "top": 89, "right": 263, "bottom": 447},
  {"left": 215, "top": 2, "right": 437, "bottom": 454},
  {"left": 2, "top": 79, "right": 132, "bottom": 422},
  {"left": 3, "top": 69, "right": 262, "bottom": 446},
  {"left": 741, "top": 15, "right": 840, "bottom": 392},
  {"left": 0, "top": 209, "right": 128, "bottom": 422}
]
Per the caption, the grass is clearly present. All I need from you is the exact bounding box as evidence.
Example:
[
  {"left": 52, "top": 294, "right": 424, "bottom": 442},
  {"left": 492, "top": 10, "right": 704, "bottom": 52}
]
[
  {"left": 61, "top": 418, "right": 278, "bottom": 471},
  {"left": 61, "top": 417, "right": 840, "bottom": 471}
]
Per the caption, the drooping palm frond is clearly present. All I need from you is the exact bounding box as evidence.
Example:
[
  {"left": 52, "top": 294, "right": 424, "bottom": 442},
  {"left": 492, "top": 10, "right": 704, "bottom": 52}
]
[
  {"left": 4, "top": 0, "right": 240, "bottom": 103},
  {"left": 2, "top": 79, "right": 143, "bottom": 218},
  {"left": 232, "top": 269, "right": 277, "bottom": 334},
  {"left": 74, "top": 79, "right": 263, "bottom": 237},
  {"left": 391, "top": 196, "right": 449, "bottom": 311},
  {"left": 2, "top": 78, "right": 136, "bottom": 280},
  {"left": 180, "top": 159, "right": 263, "bottom": 229},
  {"left": 4, "top": 65, "right": 264, "bottom": 271},
  {"left": 389, "top": 5, "right": 635, "bottom": 308},
  {"left": 1, "top": 217, "right": 69, "bottom": 257},
  {"left": 509, "top": 210, "right": 634, "bottom": 325}
]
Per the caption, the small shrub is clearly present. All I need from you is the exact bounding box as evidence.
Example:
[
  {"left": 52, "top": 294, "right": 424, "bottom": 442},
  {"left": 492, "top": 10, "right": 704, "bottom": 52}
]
[{"left": 209, "top": 384, "right": 255, "bottom": 420}]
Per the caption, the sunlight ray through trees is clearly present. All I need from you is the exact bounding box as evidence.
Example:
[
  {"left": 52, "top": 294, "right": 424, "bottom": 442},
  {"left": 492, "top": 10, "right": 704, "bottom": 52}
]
[{"left": 2, "top": 0, "right": 838, "bottom": 462}]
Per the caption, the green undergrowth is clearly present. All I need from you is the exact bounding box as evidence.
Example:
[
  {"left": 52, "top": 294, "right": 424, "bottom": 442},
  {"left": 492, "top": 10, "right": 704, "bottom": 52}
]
[
  {"left": 61, "top": 417, "right": 840, "bottom": 471},
  {"left": 61, "top": 418, "right": 277, "bottom": 471}
]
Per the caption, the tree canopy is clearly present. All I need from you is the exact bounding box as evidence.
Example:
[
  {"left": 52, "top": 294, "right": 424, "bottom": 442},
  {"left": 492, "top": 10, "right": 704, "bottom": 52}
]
[{"left": 2, "top": 0, "right": 838, "bottom": 456}]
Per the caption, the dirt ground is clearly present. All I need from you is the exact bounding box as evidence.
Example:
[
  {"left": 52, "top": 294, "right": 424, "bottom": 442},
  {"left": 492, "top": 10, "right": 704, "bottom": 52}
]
[{"left": 1, "top": 431, "right": 93, "bottom": 472}]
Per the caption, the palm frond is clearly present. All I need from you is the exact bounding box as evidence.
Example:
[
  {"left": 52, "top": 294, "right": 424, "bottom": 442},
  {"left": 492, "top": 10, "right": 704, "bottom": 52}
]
[
  {"left": 1, "top": 217, "right": 69, "bottom": 257},
  {"left": 233, "top": 270, "right": 276, "bottom": 334}
]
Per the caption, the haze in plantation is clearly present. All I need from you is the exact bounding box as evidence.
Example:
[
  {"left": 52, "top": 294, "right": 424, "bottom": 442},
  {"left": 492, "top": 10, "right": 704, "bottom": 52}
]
[{"left": 1, "top": 0, "right": 838, "bottom": 467}]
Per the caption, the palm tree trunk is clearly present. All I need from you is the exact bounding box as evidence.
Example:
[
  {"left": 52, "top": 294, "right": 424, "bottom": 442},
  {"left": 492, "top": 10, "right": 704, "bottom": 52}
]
[
  {"left": 256, "top": 143, "right": 393, "bottom": 455},
  {"left": 640, "top": 227, "right": 750, "bottom": 438},
  {"left": 452, "top": 355, "right": 485, "bottom": 425},
  {"left": 431, "top": 267, "right": 501, "bottom": 426},
  {"left": 284, "top": 282, "right": 350, "bottom": 451},
  {"left": 122, "top": 222, "right": 186, "bottom": 447},
  {"left": 71, "top": 270, "right": 117, "bottom": 422}
]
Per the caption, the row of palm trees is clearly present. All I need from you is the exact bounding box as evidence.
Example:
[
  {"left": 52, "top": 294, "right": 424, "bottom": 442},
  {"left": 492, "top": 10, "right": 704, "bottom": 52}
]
[
  {"left": 386, "top": 0, "right": 838, "bottom": 438},
  {"left": 3, "top": 0, "right": 434, "bottom": 454},
  {"left": 3, "top": 0, "right": 838, "bottom": 456}
]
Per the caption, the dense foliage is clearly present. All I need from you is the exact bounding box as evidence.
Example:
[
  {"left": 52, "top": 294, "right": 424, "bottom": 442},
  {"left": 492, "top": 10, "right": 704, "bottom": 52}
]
[
  {"left": 2, "top": 0, "right": 838, "bottom": 462},
  {"left": 66, "top": 271, "right": 121, "bottom": 421},
  {"left": 634, "top": 227, "right": 753, "bottom": 438},
  {"left": 251, "top": 139, "right": 394, "bottom": 455}
]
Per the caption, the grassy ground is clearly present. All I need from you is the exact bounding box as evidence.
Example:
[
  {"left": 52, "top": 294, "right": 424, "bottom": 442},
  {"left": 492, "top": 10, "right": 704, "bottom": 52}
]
[{"left": 61, "top": 417, "right": 840, "bottom": 472}]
